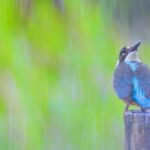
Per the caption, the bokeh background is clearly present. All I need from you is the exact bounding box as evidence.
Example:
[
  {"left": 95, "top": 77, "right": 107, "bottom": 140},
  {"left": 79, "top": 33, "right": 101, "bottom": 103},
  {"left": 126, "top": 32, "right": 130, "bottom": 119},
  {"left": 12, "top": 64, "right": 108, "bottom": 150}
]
[{"left": 1, "top": 0, "right": 150, "bottom": 150}]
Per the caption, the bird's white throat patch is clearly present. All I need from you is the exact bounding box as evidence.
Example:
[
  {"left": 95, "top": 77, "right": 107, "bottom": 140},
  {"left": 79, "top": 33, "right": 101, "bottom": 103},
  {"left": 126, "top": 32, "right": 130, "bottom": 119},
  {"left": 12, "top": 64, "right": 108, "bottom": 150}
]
[{"left": 125, "top": 51, "right": 141, "bottom": 62}]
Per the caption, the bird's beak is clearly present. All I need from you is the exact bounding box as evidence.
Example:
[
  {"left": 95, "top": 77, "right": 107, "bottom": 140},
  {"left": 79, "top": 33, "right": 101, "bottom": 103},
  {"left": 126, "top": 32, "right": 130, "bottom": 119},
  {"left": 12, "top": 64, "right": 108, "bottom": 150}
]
[{"left": 130, "top": 41, "right": 141, "bottom": 52}]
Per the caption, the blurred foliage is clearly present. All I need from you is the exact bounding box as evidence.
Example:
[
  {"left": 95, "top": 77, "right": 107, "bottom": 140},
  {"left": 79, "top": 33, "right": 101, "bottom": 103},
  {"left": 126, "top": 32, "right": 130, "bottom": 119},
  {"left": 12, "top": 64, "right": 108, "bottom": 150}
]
[{"left": 0, "top": 0, "right": 150, "bottom": 150}]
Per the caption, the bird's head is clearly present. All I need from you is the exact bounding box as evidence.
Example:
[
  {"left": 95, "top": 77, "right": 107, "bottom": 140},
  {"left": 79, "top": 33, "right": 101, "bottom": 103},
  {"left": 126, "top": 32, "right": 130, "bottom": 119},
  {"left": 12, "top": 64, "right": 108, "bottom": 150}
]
[{"left": 118, "top": 41, "right": 141, "bottom": 64}]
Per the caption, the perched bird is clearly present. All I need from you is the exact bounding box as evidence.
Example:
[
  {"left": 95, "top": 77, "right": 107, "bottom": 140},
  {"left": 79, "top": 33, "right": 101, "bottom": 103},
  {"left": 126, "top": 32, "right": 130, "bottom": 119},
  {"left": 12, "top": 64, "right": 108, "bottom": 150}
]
[{"left": 113, "top": 41, "right": 150, "bottom": 112}]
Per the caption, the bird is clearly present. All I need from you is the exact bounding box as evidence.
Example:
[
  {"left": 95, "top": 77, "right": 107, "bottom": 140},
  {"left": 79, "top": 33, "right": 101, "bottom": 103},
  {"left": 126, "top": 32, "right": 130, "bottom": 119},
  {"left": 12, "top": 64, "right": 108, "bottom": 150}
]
[{"left": 113, "top": 41, "right": 150, "bottom": 112}]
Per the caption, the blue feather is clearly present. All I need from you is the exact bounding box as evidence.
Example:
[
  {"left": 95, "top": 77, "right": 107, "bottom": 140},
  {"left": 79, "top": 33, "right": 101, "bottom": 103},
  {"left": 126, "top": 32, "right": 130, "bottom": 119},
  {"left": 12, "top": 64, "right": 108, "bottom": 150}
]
[
  {"left": 125, "top": 61, "right": 138, "bottom": 71},
  {"left": 132, "top": 77, "right": 150, "bottom": 108}
]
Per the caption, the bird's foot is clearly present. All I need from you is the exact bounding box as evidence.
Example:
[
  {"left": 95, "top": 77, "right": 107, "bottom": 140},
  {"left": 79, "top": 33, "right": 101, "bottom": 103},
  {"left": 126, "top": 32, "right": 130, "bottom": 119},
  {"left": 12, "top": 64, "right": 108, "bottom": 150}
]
[
  {"left": 125, "top": 104, "right": 129, "bottom": 112},
  {"left": 140, "top": 108, "right": 145, "bottom": 112},
  {"left": 124, "top": 104, "right": 129, "bottom": 116},
  {"left": 141, "top": 108, "right": 150, "bottom": 112}
]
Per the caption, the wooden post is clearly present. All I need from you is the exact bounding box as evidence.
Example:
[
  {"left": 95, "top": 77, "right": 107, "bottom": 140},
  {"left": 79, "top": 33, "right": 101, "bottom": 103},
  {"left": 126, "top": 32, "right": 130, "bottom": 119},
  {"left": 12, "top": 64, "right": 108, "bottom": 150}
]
[{"left": 124, "top": 110, "right": 150, "bottom": 150}]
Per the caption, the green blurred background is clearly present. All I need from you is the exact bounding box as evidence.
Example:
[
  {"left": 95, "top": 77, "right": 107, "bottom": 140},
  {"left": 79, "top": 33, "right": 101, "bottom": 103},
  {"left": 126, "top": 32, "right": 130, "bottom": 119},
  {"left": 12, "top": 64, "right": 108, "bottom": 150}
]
[{"left": 1, "top": 0, "right": 150, "bottom": 149}]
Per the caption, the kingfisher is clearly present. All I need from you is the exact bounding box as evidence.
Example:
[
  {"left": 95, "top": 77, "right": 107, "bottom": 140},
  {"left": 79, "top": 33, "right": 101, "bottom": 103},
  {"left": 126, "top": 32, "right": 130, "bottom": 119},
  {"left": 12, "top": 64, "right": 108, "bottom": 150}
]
[{"left": 113, "top": 41, "right": 150, "bottom": 112}]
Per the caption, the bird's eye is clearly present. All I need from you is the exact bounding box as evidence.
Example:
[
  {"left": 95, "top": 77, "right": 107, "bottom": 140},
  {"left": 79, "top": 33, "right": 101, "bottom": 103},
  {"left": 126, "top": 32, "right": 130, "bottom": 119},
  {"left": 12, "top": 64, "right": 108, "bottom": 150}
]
[{"left": 122, "top": 50, "right": 126, "bottom": 54}]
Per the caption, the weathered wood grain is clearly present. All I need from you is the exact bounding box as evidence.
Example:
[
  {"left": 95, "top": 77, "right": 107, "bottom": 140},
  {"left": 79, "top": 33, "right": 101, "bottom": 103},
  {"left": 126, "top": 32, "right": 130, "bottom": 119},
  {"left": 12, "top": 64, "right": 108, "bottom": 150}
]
[{"left": 124, "top": 110, "right": 150, "bottom": 150}]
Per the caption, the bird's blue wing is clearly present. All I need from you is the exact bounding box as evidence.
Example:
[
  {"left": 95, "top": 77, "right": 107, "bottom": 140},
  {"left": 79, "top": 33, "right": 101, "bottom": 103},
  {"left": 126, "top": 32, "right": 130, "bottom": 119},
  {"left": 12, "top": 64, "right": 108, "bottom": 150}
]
[
  {"left": 113, "top": 62, "right": 133, "bottom": 102},
  {"left": 133, "top": 63, "right": 150, "bottom": 108}
]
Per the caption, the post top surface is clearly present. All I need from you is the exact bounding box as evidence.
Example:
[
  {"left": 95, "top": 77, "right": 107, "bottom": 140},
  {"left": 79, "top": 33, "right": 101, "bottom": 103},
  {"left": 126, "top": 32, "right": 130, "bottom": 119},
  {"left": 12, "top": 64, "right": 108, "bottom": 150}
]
[{"left": 125, "top": 110, "right": 150, "bottom": 117}]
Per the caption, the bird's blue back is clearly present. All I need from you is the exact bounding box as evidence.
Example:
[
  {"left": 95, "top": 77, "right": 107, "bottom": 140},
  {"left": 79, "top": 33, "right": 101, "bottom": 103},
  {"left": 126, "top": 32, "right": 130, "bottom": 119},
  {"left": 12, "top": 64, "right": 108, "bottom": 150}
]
[{"left": 113, "top": 61, "right": 150, "bottom": 108}]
